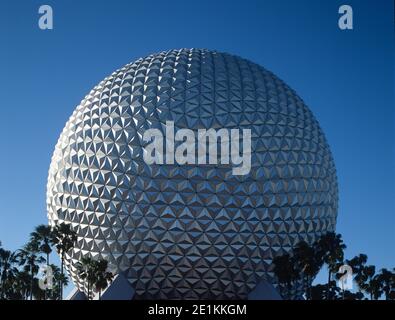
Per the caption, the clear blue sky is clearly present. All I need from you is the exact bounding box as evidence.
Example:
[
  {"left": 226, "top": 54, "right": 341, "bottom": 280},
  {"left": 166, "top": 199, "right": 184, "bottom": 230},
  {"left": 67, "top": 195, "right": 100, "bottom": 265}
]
[{"left": 0, "top": 0, "right": 394, "bottom": 290}]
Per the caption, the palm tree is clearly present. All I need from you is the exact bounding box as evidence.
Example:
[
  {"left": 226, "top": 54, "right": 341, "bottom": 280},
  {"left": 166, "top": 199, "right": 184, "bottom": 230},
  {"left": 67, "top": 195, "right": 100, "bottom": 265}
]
[
  {"left": 316, "top": 232, "right": 346, "bottom": 299},
  {"left": 358, "top": 265, "right": 378, "bottom": 300},
  {"left": 93, "top": 260, "right": 114, "bottom": 299},
  {"left": 76, "top": 257, "right": 96, "bottom": 300},
  {"left": 16, "top": 241, "right": 45, "bottom": 300},
  {"left": 46, "top": 264, "right": 69, "bottom": 300},
  {"left": 293, "top": 241, "right": 323, "bottom": 299},
  {"left": 378, "top": 268, "right": 395, "bottom": 300},
  {"left": 76, "top": 257, "right": 114, "bottom": 300},
  {"left": 30, "top": 225, "right": 53, "bottom": 266},
  {"left": 51, "top": 223, "right": 77, "bottom": 299},
  {"left": 0, "top": 247, "right": 18, "bottom": 299},
  {"left": 346, "top": 254, "right": 367, "bottom": 295},
  {"left": 11, "top": 270, "right": 31, "bottom": 300},
  {"left": 30, "top": 225, "right": 53, "bottom": 300},
  {"left": 365, "top": 273, "right": 382, "bottom": 300},
  {"left": 273, "top": 253, "right": 300, "bottom": 299}
]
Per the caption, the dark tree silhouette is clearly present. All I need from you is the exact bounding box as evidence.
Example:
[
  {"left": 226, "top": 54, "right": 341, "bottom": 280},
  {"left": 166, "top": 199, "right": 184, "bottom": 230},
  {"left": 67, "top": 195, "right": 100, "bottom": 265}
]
[
  {"left": 30, "top": 225, "right": 52, "bottom": 267},
  {"left": 30, "top": 225, "right": 53, "bottom": 299},
  {"left": 293, "top": 241, "right": 323, "bottom": 299},
  {"left": 273, "top": 253, "right": 300, "bottom": 299},
  {"left": 51, "top": 223, "right": 77, "bottom": 300},
  {"left": 0, "top": 246, "right": 18, "bottom": 299},
  {"left": 93, "top": 260, "right": 114, "bottom": 299},
  {"left": 76, "top": 256, "right": 96, "bottom": 300},
  {"left": 2, "top": 227, "right": 395, "bottom": 300},
  {"left": 316, "top": 232, "right": 346, "bottom": 299},
  {"left": 16, "top": 241, "right": 45, "bottom": 300},
  {"left": 378, "top": 268, "right": 395, "bottom": 300}
]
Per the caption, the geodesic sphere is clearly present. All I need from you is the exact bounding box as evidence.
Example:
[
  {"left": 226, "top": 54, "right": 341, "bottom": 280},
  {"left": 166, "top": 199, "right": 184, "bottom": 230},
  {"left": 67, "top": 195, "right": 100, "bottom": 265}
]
[{"left": 46, "top": 49, "right": 338, "bottom": 299}]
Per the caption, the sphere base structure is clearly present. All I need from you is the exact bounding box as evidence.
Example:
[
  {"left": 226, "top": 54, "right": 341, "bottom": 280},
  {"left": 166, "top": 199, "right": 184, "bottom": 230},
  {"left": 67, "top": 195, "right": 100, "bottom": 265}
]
[
  {"left": 67, "top": 274, "right": 282, "bottom": 301},
  {"left": 248, "top": 280, "right": 283, "bottom": 300}
]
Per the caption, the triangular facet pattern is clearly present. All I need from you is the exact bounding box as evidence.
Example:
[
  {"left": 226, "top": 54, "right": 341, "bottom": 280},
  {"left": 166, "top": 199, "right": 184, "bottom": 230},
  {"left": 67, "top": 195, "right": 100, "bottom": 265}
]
[{"left": 47, "top": 49, "right": 338, "bottom": 299}]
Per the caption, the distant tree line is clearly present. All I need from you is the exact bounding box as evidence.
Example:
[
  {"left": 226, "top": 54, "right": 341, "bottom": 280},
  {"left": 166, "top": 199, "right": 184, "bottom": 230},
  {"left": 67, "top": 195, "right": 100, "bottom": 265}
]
[
  {"left": 273, "top": 232, "right": 395, "bottom": 300},
  {"left": 1, "top": 226, "right": 394, "bottom": 300},
  {"left": 0, "top": 223, "right": 113, "bottom": 300}
]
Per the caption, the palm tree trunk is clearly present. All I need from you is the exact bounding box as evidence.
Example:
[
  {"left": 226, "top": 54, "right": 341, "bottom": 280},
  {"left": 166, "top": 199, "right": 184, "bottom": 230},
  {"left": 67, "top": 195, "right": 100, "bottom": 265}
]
[
  {"left": 326, "top": 269, "right": 332, "bottom": 300},
  {"left": 30, "top": 266, "right": 34, "bottom": 300},
  {"left": 44, "top": 253, "right": 50, "bottom": 300},
  {"left": 60, "top": 253, "right": 64, "bottom": 300},
  {"left": 307, "top": 276, "right": 312, "bottom": 300},
  {"left": 0, "top": 265, "right": 6, "bottom": 299},
  {"left": 0, "top": 274, "right": 3, "bottom": 299}
]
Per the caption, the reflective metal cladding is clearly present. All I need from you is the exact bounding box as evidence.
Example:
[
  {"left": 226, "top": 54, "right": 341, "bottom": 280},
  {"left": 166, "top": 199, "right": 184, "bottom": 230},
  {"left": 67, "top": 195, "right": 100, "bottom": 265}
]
[{"left": 47, "top": 49, "right": 338, "bottom": 299}]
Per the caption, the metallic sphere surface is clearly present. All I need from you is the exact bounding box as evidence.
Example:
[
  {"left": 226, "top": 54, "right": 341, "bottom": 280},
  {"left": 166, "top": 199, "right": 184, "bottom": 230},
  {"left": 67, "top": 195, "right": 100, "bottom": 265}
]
[{"left": 47, "top": 49, "right": 338, "bottom": 299}]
